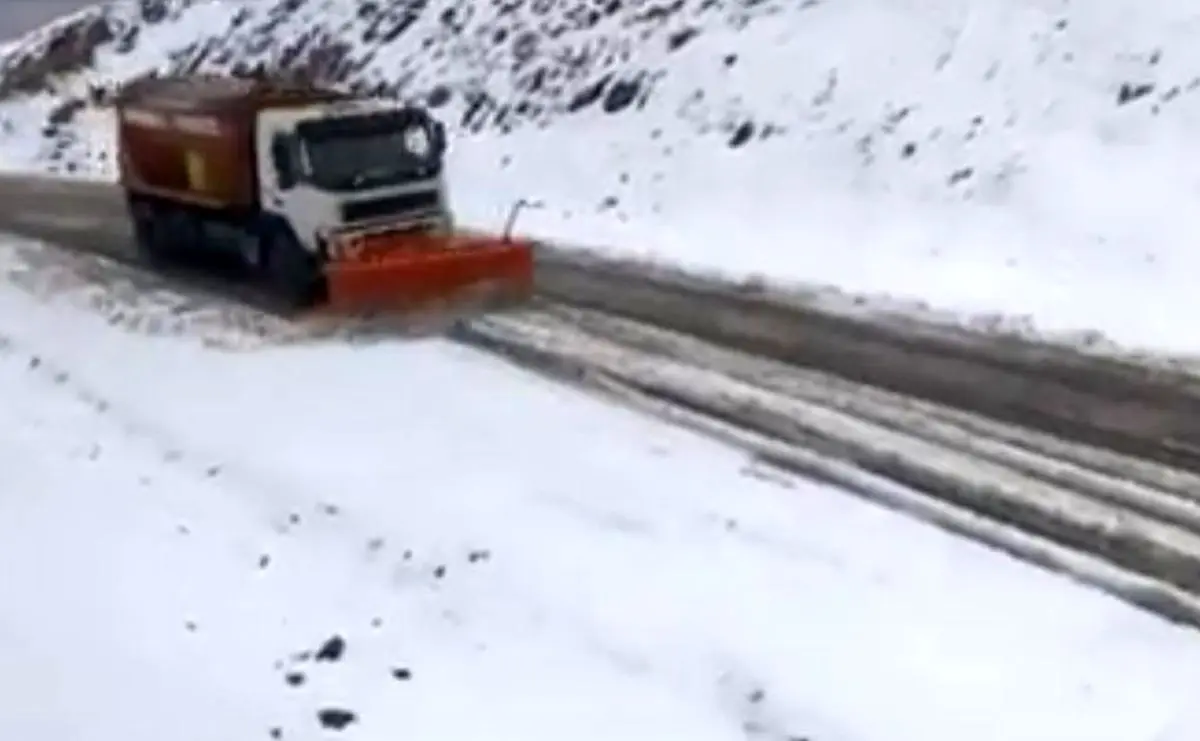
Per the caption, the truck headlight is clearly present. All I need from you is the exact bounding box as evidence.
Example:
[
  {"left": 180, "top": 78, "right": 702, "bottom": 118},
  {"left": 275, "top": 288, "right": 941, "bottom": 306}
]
[{"left": 404, "top": 125, "right": 431, "bottom": 157}]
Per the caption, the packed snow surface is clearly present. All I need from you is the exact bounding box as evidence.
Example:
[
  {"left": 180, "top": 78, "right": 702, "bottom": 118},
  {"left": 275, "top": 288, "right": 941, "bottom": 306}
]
[
  {"left": 0, "top": 0, "right": 1198, "bottom": 353},
  {"left": 3, "top": 238, "right": 1200, "bottom": 741}
]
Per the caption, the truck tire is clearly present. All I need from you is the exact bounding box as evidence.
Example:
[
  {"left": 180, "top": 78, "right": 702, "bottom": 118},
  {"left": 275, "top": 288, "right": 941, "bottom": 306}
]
[
  {"left": 132, "top": 204, "right": 201, "bottom": 266},
  {"left": 262, "top": 227, "right": 319, "bottom": 310},
  {"left": 130, "top": 203, "right": 171, "bottom": 266}
]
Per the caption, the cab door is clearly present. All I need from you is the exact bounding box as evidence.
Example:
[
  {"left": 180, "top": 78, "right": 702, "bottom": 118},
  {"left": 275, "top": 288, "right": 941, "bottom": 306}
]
[{"left": 254, "top": 116, "right": 329, "bottom": 260}]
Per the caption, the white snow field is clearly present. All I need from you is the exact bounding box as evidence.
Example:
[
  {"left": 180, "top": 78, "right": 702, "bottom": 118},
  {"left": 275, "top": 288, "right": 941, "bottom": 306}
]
[
  {"left": 3, "top": 237, "right": 1200, "bottom": 741},
  {"left": 0, "top": 0, "right": 1198, "bottom": 352}
]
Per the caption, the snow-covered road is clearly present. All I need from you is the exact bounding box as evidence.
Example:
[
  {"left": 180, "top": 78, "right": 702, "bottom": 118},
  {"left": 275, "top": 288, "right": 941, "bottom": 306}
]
[{"left": 5, "top": 233, "right": 1200, "bottom": 741}]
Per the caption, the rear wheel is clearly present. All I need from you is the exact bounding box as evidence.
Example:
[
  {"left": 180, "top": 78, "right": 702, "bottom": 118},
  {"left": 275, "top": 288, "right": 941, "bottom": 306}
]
[
  {"left": 130, "top": 202, "right": 202, "bottom": 267},
  {"left": 130, "top": 201, "right": 171, "bottom": 266},
  {"left": 262, "top": 227, "right": 320, "bottom": 310}
]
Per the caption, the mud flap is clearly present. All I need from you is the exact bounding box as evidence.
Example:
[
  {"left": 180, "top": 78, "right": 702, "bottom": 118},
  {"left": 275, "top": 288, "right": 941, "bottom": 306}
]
[{"left": 322, "top": 232, "right": 534, "bottom": 317}]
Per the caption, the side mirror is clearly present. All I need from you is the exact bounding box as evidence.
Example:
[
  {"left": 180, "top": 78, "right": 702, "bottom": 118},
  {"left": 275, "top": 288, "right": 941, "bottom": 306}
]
[{"left": 271, "top": 135, "right": 296, "bottom": 190}]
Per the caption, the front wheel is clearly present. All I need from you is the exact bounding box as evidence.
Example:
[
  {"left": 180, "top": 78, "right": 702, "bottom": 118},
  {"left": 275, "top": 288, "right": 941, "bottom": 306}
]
[{"left": 262, "top": 227, "right": 320, "bottom": 310}]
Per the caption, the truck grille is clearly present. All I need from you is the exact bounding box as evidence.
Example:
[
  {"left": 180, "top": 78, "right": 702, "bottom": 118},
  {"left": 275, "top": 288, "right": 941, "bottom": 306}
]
[{"left": 341, "top": 190, "right": 442, "bottom": 224}]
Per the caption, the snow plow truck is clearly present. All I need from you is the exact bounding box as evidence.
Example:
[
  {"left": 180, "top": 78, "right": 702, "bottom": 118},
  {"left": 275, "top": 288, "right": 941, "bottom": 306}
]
[{"left": 114, "top": 74, "right": 533, "bottom": 314}]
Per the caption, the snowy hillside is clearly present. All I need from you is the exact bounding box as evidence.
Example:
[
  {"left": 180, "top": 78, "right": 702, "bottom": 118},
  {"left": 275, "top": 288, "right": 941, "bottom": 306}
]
[
  {"left": 6, "top": 232, "right": 1200, "bottom": 741},
  {"left": 1, "top": 0, "right": 1199, "bottom": 352}
]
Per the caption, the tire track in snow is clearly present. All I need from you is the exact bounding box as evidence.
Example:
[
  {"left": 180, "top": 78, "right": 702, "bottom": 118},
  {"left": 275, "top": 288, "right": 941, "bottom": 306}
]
[
  {"left": 465, "top": 306, "right": 1200, "bottom": 629},
  {"left": 542, "top": 304, "right": 1200, "bottom": 523}
]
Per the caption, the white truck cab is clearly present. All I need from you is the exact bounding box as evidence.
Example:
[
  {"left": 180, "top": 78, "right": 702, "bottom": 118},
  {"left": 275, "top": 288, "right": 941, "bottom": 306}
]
[{"left": 254, "top": 100, "right": 450, "bottom": 259}]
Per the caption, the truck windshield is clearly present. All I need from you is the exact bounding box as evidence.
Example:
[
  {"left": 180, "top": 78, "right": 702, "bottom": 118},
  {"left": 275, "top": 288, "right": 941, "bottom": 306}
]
[{"left": 301, "top": 130, "right": 437, "bottom": 191}]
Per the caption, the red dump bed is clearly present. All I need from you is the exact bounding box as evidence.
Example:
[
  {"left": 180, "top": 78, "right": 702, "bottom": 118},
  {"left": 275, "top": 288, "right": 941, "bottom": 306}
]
[{"left": 114, "top": 75, "right": 346, "bottom": 209}]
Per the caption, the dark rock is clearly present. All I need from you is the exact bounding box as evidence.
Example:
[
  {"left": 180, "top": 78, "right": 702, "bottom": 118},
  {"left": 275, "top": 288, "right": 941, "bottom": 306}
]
[
  {"left": 566, "top": 73, "right": 612, "bottom": 112},
  {"left": 467, "top": 549, "right": 491, "bottom": 563},
  {"left": 315, "top": 635, "right": 346, "bottom": 662},
  {"left": 115, "top": 27, "right": 140, "bottom": 54},
  {"left": 316, "top": 708, "right": 357, "bottom": 731},
  {"left": 728, "top": 121, "right": 755, "bottom": 147},
  {"left": 139, "top": 0, "right": 170, "bottom": 25},
  {"left": 461, "top": 90, "right": 496, "bottom": 129},
  {"left": 948, "top": 167, "right": 974, "bottom": 185},
  {"left": 1117, "top": 82, "right": 1154, "bottom": 105},
  {"left": 667, "top": 27, "right": 700, "bottom": 51},
  {"left": 602, "top": 76, "right": 642, "bottom": 113},
  {"left": 47, "top": 98, "right": 84, "bottom": 126},
  {"left": 426, "top": 84, "right": 452, "bottom": 108},
  {"left": 512, "top": 30, "right": 540, "bottom": 67}
]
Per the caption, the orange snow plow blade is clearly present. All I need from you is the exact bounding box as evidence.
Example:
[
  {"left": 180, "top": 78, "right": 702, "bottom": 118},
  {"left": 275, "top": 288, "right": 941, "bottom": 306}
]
[{"left": 323, "top": 230, "right": 534, "bottom": 315}]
